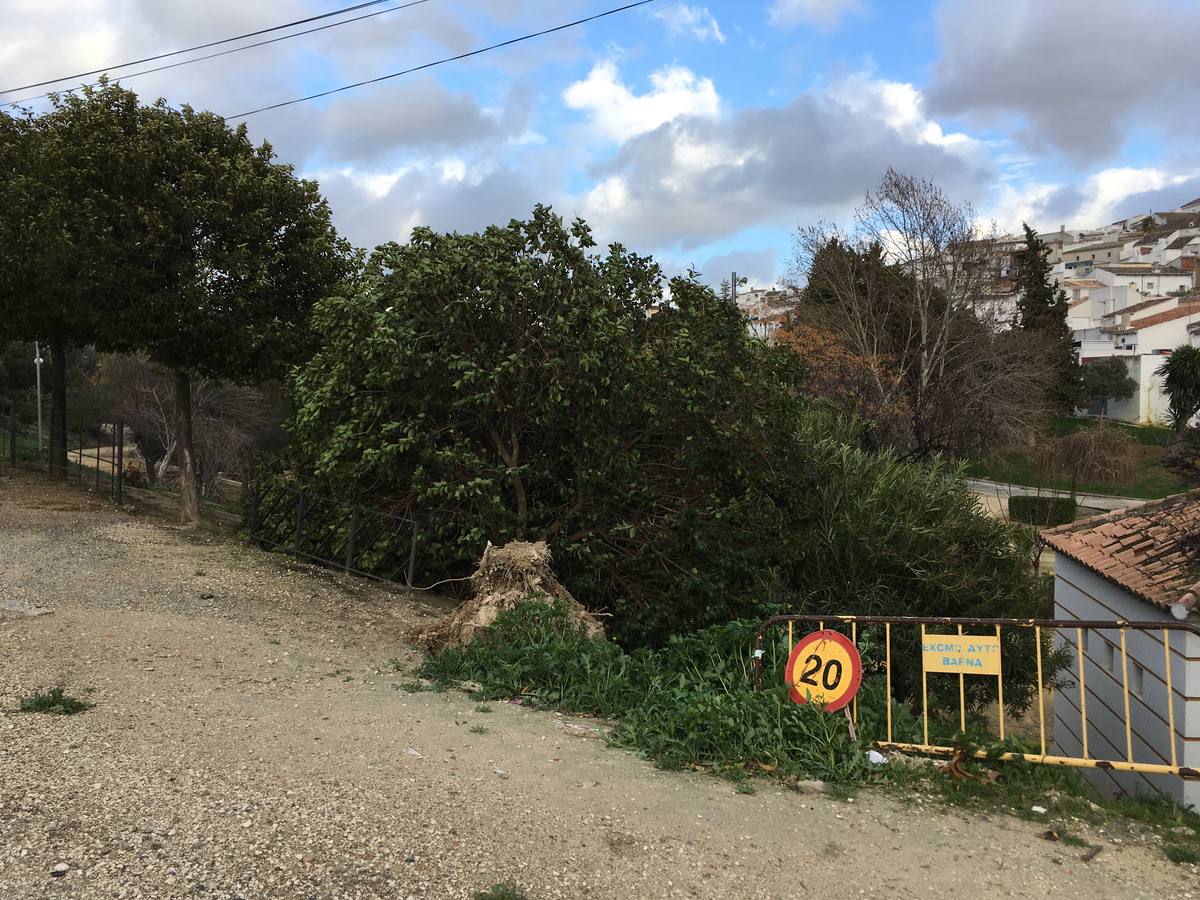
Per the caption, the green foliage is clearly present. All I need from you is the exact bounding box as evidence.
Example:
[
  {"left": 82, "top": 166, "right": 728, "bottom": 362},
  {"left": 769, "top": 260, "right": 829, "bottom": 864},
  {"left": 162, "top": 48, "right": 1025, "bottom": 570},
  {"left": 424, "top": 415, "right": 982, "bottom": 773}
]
[
  {"left": 19, "top": 687, "right": 92, "bottom": 715},
  {"left": 474, "top": 885, "right": 529, "bottom": 900},
  {"left": 421, "top": 601, "right": 1021, "bottom": 782},
  {"left": 1016, "top": 225, "right": 1081, "bottom": 413},
  {"left": 1166, "top": 845, "right": 1200, "bottom": 865},
  {"left": 1156, "top": 345, "right": 1200, "bottom": 433},
  {"left": 1008, "top": 495, "right": 1077, "bottom": 527},
  {"left": 290, "top": 207, "right": 1053, "bottom": 655},
  {"left": 1082, "top": 357, "right": 1137, "bottom": 416}
]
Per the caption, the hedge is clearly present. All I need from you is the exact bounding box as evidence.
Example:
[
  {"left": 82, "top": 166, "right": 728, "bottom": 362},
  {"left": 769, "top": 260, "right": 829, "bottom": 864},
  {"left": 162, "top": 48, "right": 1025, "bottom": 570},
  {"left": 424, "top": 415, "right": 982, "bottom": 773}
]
[{"left": 1008, "top": 495, "right": 1076, "bottom": 527}]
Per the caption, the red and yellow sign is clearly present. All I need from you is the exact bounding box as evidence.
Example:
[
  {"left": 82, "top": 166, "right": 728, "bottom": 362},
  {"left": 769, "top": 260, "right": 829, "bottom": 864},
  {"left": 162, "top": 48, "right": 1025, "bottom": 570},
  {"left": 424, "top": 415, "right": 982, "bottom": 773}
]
[{"left": 785, "top": 630, "right": 862, "bottom": 712}]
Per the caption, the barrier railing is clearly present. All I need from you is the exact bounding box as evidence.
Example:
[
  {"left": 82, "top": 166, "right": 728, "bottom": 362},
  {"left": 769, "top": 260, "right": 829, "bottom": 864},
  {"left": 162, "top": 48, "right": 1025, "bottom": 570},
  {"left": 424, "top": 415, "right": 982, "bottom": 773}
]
[
  {"left": 753, "top": 614, "right": 1199, "bottom": 780},
  {"left": 248, "top": 480, "right": 418, "bottom": 587}
]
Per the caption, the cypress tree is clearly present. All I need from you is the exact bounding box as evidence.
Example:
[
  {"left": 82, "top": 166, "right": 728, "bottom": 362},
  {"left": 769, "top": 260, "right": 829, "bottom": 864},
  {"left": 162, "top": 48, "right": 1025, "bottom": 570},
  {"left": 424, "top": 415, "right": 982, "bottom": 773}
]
[{"left": 1016, "top": 223, "right": 1081, "bottom": 413}]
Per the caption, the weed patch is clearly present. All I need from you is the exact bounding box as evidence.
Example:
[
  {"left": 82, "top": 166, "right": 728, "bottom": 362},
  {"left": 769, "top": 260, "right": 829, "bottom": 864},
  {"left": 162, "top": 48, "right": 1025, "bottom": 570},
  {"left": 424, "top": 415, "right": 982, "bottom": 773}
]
[
  {"left": 474, "top": 884, "right": 528, "bottom": 900},
  {"left": 19, "top": 687, "right": 92, "bottom": 716},
  {"left": 422, "top": 601, "right": 879, "bottom": 782},
  {"left": 1166, "top": 845, "right": 1200, "bottom": 865}
]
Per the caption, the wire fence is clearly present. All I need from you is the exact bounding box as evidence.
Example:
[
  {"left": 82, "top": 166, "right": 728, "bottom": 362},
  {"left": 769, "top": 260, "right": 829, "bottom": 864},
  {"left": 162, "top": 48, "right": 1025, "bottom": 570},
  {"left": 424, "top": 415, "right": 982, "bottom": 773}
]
[
  {"left": 2, "top": 398, "right": 16, "bottom": 468},
  {"left": 247, "top": 479, "right": 418, "bottom": 586},
  {"left": 0, "top": 397, "right": 125, "bottom": 504},
  {"left": 52, "top": 414, "right": 125, "bottom": 504}
]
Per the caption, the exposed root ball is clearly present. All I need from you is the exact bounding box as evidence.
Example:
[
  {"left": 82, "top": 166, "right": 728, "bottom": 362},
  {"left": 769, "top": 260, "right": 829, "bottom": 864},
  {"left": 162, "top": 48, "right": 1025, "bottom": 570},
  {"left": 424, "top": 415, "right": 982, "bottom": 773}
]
[{"left": 419, "top": 540, "right": 603, "bottom": 652}]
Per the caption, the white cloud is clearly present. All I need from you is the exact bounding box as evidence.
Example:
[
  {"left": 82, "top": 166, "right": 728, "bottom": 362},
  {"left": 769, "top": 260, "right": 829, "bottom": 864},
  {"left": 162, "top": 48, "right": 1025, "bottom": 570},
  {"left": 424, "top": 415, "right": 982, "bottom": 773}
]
[
  {"left": 563, "top": 61, "right": 719, "bottom": 143},
  {"left": 768, "top": 0, "right": 863, "bottom": 30},
  {"left": 823, "top": 73, "right": 978, "bottom": 153},
  {"left": 1073, "top": 168, "right": 1200, "bottom": 226},
  {"left": 655, "top": 4, "right": 725, "bottom": 43},
  {"left": 568, "top": 71, "right": 991, "bottom": 250}
]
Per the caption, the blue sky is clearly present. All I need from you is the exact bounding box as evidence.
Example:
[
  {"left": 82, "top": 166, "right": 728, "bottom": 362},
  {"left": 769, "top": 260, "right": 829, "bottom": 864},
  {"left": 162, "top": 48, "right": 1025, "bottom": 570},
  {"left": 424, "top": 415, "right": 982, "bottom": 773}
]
[{"left": 4, "top": 0, "right": 1200, "bottom": 288}]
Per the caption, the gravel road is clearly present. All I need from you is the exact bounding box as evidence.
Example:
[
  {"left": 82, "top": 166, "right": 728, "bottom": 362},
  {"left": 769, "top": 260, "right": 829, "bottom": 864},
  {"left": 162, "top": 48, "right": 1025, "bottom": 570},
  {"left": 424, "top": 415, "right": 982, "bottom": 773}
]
[{"left": 1, "top": 470, "right": 1196, "bottom": 899}]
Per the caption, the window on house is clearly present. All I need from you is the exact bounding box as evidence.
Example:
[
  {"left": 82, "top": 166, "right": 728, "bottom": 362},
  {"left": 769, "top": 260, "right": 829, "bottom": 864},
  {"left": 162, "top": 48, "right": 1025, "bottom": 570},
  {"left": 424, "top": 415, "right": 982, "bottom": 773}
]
[
  {"left": 1102, "top": 640, "right": 1116, "bottom": 673},
  {"left": 1131, "top": 662, "right": 1146, "bottom": 698}
]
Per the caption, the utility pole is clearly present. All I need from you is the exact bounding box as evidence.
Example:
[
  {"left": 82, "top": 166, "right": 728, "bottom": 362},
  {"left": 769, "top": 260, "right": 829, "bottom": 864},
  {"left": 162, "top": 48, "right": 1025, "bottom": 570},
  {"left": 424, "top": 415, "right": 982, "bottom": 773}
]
[
  {"left": 730, "top": 271, "right": 748, "bottom": 302},
  {"left": 33, "top": 341, "right": 43, "bottom": 452}
]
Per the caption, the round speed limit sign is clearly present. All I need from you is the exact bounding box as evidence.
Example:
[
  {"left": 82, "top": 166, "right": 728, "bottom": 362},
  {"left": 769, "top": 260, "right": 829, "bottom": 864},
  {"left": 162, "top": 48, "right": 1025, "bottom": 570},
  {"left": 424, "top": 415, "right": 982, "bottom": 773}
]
[{"left": 785, "top": 630, "right": 862, "bottom": 712}]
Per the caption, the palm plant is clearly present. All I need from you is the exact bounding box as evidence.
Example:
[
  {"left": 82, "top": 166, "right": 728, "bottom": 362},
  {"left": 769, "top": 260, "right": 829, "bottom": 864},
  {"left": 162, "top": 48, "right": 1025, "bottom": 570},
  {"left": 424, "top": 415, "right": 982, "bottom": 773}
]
[{"left": 1156, "top": 345, "right": 1200, "bottom": 433}]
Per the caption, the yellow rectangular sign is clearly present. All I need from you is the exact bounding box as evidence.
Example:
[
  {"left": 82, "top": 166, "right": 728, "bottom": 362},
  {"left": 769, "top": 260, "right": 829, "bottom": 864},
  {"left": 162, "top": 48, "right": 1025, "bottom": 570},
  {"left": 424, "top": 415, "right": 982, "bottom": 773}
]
[{"left": 922, "top": 634, "right": 1001, "bottom": 676}]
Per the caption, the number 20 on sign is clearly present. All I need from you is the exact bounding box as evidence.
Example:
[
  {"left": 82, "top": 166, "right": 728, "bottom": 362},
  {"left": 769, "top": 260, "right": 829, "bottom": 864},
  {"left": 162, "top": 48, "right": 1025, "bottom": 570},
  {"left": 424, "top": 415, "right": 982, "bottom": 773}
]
[{"left": 785, "top": 630, "right": 863, "bottom": 712}]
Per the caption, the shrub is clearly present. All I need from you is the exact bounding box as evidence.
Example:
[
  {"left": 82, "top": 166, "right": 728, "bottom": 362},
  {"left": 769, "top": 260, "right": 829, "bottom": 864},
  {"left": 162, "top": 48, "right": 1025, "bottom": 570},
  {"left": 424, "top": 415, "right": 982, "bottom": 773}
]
[
  {"left": 19, "top": 686, "right": 92, "bottom": 715},
  {"left": 1008, "top": 495, "right": 1076, "bottom": 527}
]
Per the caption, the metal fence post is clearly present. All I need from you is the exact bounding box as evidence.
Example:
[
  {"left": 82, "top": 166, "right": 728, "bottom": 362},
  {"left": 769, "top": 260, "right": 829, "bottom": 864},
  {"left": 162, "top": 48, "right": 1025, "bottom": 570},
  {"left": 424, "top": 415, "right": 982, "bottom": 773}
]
[
  {"left": 293, "top": 491, "right": 306, "bottom": 556},
  {"left": 406, "top": 519, "right": 418, "bottom": 587},
  {"left": 95, "top": 420, "right": 101, "bottom": 494},
  {"left": 115, "top": 419, "right": 124, "bottom": 504},
  {"left": 7, "top": 402, "right": 15, "bottom": 468},
  {"left": 77, "top": 414, "right": 84, "bottom": 484},
  {"left": 345, "top": 505, "right": 360, "bottom": 572},
  {"left": 249, "top": 481, "right": 260, "bottom": 540}
]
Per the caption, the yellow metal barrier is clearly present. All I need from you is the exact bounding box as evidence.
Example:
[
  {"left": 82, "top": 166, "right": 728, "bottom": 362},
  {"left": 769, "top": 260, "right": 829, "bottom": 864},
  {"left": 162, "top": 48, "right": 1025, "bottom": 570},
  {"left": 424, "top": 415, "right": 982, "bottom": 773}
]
[{"left": 752, "top": 614, "right": 1199, "bottom": 780}]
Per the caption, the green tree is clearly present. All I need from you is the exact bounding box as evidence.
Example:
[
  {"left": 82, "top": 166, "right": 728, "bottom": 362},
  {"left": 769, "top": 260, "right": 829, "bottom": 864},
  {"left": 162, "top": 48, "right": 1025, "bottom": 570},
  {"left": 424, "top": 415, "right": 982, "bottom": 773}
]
[
  {"left": 290, "top": 207, "right": 1052, "bottom": 655},
  {"left": 1081, "top": 357, "right": 1136, "bottom": 417},
  {"left": 1015, "top": 224, "right": 1081, "bottom": 412},
  {"left": 124, "top": 96, "right": 351, "bottom": 522},
  {"left": 0, "top": 90, "right": 150, "bottom": 473},
  {"left": 1156, "top": 344, "right": 1200, "bottom": 433}
]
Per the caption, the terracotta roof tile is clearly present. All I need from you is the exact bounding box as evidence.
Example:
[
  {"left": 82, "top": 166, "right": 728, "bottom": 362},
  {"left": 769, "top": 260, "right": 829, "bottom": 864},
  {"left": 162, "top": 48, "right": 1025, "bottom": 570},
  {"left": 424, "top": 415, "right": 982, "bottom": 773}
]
[{"left": 1042, "top": 489, "right": 1200, "bottom": 612}]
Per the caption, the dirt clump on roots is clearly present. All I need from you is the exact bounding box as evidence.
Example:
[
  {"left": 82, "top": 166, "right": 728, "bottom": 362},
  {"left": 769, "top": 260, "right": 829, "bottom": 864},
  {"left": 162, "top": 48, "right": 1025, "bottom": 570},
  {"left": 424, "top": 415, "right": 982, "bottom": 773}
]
[{"left": 419, "top": 540, "right": 603, "bottom": 652}]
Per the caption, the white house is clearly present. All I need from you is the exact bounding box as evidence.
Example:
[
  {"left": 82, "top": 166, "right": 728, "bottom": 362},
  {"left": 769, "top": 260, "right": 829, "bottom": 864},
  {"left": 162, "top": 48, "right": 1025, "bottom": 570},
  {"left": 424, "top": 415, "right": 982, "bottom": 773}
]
[
  {"left": 734, "top": 287, "right": 799, "bottom": 341},
  {"left": 1083, "top": 295, "right": 1200, "bottom": 423},
  {"left": 1042, "top": 493, "right": 1200, "bottom": 808}
]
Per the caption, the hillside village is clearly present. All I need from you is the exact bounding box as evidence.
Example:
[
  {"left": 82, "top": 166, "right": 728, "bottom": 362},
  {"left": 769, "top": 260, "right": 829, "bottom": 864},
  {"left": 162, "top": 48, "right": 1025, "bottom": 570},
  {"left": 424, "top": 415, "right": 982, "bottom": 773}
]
[{"left": 736, "top": 197, "right": 1200, "bottom": 427}]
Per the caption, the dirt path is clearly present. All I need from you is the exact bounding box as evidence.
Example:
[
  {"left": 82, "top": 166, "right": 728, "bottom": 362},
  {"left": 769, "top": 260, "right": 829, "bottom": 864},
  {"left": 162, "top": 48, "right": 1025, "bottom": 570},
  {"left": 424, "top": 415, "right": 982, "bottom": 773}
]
[{"left": 0, "top": 471, "right": 1195, "bottom": 899}]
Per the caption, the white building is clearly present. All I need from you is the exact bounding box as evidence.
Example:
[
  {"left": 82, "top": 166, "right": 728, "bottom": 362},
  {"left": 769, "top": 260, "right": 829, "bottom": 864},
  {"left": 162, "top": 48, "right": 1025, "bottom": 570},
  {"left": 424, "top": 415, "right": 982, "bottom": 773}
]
[
  {"left": 1042, "top": 493, "right": 1200, "bottom": 808},
  {"left": 1078, "top": 292, "right": 1200, "bottom": 423},
  {"left": 734, "top": 287, "right": 799, "bottom": 341}
]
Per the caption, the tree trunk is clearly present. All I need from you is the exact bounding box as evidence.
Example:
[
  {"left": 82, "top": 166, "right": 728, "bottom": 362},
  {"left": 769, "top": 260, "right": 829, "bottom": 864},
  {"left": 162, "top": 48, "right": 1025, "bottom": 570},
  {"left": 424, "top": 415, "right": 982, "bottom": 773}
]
[
  {"left": 153, "top": 438, "right": 176, "bottom": 484},
  {"left": 48, "top": 342, "right": 68, "bottom": 477},
  {"left": 174, "top": 369, "right": 201, "bottom": 525}
]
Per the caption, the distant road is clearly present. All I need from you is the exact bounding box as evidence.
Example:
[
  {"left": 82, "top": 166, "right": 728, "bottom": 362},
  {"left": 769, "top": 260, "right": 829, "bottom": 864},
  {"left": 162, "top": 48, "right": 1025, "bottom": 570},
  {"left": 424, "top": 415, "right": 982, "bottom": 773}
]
[{"left": 965, "top": 478, "right": 1147, "bottom": 513}]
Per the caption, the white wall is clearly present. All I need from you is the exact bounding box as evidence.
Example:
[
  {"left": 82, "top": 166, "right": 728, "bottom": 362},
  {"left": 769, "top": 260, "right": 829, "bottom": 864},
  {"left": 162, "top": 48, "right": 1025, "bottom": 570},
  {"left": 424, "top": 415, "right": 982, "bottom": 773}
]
[{"left": 1052, "top": 556, "right": 1199, "bottom": 810}]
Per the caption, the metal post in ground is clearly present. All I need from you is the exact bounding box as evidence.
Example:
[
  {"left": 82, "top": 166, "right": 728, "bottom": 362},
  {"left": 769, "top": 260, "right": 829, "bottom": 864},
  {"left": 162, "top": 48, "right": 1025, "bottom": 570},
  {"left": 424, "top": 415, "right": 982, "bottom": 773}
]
[
  {"left": 95, "top": 421, "right": 101, "bottom": 494},
  {"left": 406, "top": 519, "right": 418, "bottom": 587},
  {"left": 7, "top": 401, "right": 15, "bottom": 467},
  {"left": 293, "top": 492, "right": 306, "bottom": 556},
  {"left": 115, "top": 419, "right": 124, "bottom": 504},
  {"left": 33, "top": 342, "right": 43, "bottom": 452},
  {"left": 345, "top": 505, "right": 360, "bottom": 572},
  {"left": 249, "top": 482, "right": 260, "bottom": 542}
]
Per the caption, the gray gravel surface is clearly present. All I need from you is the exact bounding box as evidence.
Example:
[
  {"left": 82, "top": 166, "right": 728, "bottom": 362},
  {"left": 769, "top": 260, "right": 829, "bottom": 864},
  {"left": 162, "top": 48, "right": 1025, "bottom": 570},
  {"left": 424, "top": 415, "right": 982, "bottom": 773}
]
[{"left": 1, "top": 471, "right": 1196, "bottom": 899}]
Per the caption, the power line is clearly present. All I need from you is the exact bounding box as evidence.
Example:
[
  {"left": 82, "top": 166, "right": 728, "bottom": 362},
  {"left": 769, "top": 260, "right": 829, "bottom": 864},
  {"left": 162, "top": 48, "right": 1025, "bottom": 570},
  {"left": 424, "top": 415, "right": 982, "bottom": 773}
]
[
  {"left": 229, "top": 0, "right": 659, "bottom": 119},
  {"left": 0, "top": 0, "right": 395, "bottom": 96},
  {"left": 4, "top": 0, "right": 436, "bottom": 109}
]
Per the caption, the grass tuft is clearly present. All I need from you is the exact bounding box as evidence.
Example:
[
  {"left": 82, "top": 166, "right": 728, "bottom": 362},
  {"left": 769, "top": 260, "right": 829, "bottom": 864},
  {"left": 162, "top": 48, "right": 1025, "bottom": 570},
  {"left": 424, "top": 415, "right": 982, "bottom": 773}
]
[
  {"left": 1166, "top": 845, "right": 1200, "bottom": 865},
  {"left": 19, "top": 686, "right": 93, "bottom": 716},
  {"left": 474, "top": 884, "right": 528, "bottom": 900}
]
